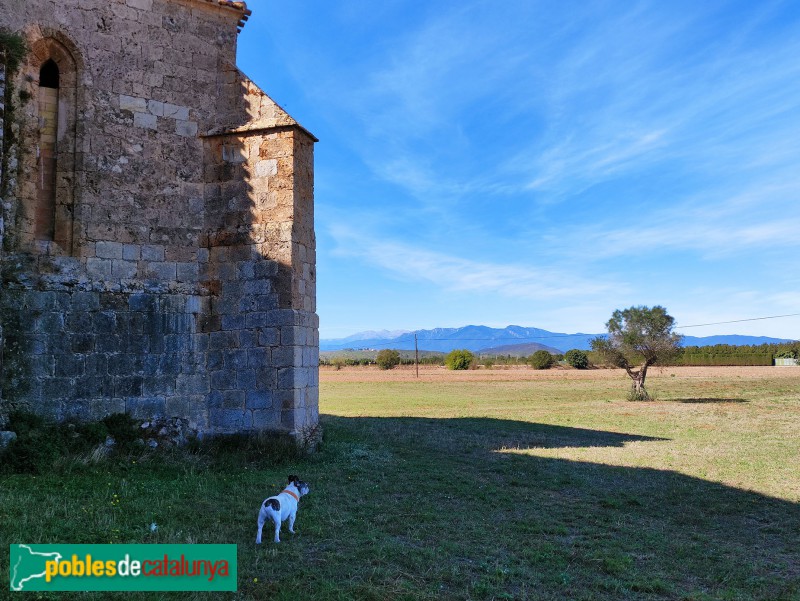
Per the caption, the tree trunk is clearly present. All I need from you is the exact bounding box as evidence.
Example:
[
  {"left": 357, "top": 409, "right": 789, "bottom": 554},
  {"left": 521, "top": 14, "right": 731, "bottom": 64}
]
[{"left": 626, "top": 364, "right": 651, "bottom": 401}]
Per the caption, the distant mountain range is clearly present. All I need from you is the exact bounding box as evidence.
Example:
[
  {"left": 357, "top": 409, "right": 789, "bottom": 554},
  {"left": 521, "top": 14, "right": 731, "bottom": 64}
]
[{"left": 320, "top": 325, "right": 794, "bottom": 354}]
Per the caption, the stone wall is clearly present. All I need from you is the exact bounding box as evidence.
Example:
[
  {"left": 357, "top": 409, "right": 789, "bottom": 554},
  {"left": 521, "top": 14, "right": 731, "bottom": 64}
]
[
  {"left": 0, "top": 0, "right": 318, "bottom": 439},
  {"left": 0, "top": 60, "right": 5, "bottom": 190}
]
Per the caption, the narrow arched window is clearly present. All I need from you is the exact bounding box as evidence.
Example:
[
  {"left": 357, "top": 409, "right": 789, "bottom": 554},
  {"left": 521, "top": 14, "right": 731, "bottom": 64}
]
[{"left": 36, "top": 59, "right": 59, "bottom": 240}]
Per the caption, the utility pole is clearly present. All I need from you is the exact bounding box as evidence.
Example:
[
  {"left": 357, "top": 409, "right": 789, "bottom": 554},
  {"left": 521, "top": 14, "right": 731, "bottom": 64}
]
[{"left": 415, "top": 333, "right": 419, "bottom": 378}]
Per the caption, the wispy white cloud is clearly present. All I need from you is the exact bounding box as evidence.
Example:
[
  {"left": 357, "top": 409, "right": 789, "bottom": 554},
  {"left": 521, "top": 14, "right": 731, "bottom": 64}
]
[
  {"left": 542, "top": 179, "right": 800, "bottom": 261},
  {"left": 329, "top": 225, "right": 623, "bottom": 301},
  {"left": 509, "top": 20, "right": 800, "bottom": 199}
]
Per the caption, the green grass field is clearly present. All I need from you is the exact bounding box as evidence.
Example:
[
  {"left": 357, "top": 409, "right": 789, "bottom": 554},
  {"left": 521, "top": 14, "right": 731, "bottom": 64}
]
[{"left": 1, "top": 367, "right": 799, "bottom": 600}]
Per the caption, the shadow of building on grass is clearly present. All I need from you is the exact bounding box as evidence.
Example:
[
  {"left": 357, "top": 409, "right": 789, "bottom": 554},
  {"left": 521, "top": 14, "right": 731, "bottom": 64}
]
[
  {"left": 308, "top": 415, "right": 799, "bottom": 600},
  {"left": 667, "top": 398, "right": 749, "bottom": 404}
]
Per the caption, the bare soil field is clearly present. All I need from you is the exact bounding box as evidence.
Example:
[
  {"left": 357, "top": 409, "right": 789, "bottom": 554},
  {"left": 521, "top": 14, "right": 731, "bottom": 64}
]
[{"left": 320, "top": 364, "right": 799, "bottom": 383}]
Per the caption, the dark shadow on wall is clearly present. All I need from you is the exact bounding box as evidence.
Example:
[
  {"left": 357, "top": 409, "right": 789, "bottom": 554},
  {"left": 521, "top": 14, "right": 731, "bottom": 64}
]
[{"left": 301, "top": 415, "right": 800, "bottom": 600}]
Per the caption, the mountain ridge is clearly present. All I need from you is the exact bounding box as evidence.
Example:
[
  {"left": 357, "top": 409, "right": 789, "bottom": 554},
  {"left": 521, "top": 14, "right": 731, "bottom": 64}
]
[{"left": 320, "top": 325, "right": 794, "bottom": 354}]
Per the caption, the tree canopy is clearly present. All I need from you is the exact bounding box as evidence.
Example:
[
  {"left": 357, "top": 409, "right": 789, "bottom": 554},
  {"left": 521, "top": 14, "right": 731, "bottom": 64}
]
[
  {"left": 591, "top": 305, "right": 682, "bottom": 400},
  {"left": 376, "top": 349, "right": 401, "bottom": 370},
  {"left": 445, "top": 349, "right": 475, "bottom": 370}
]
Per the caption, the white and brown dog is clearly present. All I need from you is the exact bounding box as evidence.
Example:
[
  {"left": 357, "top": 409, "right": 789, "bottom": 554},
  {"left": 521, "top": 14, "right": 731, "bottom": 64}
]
[{"left": 256, "top": 475, "right": 310, "bottom": 544}]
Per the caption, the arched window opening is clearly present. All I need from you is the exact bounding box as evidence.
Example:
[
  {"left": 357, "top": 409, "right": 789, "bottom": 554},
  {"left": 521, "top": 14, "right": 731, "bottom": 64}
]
[
  {"left": 39, "top": 60, "right": 60, "bottom": 88},
  {"left": 36, "top": 59, "right": 59, "bottom": 240}
]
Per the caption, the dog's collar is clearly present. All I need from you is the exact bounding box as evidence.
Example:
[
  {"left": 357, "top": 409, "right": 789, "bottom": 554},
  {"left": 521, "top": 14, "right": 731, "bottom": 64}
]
[{"left": 282, "top": 489, "right": 300, "bottom": 502}]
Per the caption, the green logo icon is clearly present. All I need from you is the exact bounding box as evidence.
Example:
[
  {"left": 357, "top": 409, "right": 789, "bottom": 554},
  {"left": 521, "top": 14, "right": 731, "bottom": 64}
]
[{"left": 9, "top": 544, "right": 237, "bottom": 592}]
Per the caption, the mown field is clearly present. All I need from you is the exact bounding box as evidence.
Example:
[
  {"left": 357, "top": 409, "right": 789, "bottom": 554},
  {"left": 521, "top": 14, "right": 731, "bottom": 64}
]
[{"left": 1, "top": 366, "right": 799, "bottom": 600}]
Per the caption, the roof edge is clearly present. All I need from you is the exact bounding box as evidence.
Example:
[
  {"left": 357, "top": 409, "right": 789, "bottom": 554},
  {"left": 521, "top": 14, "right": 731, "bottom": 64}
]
[{"left": 202, "top": 123, "right": 319, "bottom": 143}]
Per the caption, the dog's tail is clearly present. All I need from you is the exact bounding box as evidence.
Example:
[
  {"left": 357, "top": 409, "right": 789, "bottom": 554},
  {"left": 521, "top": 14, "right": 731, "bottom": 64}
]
[{"left": 264, "top": 498, "right": 280, "bottom": 512}]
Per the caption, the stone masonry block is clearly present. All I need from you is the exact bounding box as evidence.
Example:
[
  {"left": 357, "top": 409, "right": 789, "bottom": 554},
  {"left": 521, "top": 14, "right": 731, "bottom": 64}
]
[
  {"left": 35, "top": 312, "right": 65, "bottom": 333},
  {"left": 277, "top": 367, "right": 295, "bottom": 390},
  {"left": 112, "top": 259, "right": 138, "bottom": 279},
  {"left": 258, "top": 327, "right": 279, "bottom": 346},
  {"left": 237, "top": 261, "right": 255, "bottom": 280},
  {"left": 221, "top": 314, "right": 245, "bottom": 330},
  {"left": 129, "top": 293, "right": 158, "bottom": 312},
  {"left": 185, "top": 296, "right": 203, "bottom": 313},
  {"left": 272, "top": 345, "right": 304, "bottom": 368},
  {"left": 126, "top": 0, "right": 153, "bottom": 11},
  {"left": 27, "top": 291, "right": 56, "bottom": 311},
  {"left": 96, "top": 241, "right": 124, "bottom": 259},
  {"left": 223, "top": 349, "right": 249, "bottom": 370},
  {"left": 164, "top": 104, "right": 190, "bottom": 120},
  {"left": 147, "top": 99, "right": 165, "bottom": 116},
  {"left": 245, "top": 313, "right": 267, "bottom": 328},
  {"left": 246, "top": 390, "right": 273, "bottom": 410},
  {"left": 303, "top": 346, "right": 319, "bottom": 368},
  {"left": 237, "top": 370, "right": 257, "bottom": 389},
  {"left": 250, "top": 409, "right": 280, "bottom": 430},
  {"left": 126, "top": 396, "right": 165, "bottom": 419},
  {"left": 87, "top": 257, "right": 113, "bottom": 278},
  {"left": 238, "top": 330, "right": 258, "bottom": 349},
  {"left": 119, "top": 94, "right": 147, "bottom": 112},
  {"left": 176, "top": 374, "right": 210, "bottom": 395},
  {"left": 176, "top": 262, "right": 199, "bottom": 282},
  {"left": 149, "top": 262, "right": 177, "bottom": 280},
  {"left": 165, "top": 396, "right": 206, "bottom": 426},
  {"left": 71, "top": 291, "right": 100, "bottom": 312},
  {"left": 254, "top": 159, "right": 277, "bottom": 178},
  {"left": 209, "top": 409, "right": 249, "bottom": 432},
  {"left": 115, "top": 377, "right": 143, "bottom": 398},
  {"left": 123, "top": 244, "right": 141, "bottom": 261},
  {"left": 209, "top": 330, "right": 239, "bottom": 350},
  {"left": 244, "top": 280, "right": 271, "bottom": 295},
  {"left": 176, "top": 121, "right": 198, "bottom": 137},
  {"left": 210, "top": 369, "right": 237, "bottom": 390},
  {"left": 133, "top": 112, "right": 158, "bottom": 130},
  {"left": 247, "top": 348, "right": 270, "bottom": 368},
  {"left": 141, "top": 245, "right": 165, "bottom": 261},
  {"left": 256, "top": 368, "right": 277, "bottom": 389},
  {"left": 280, "top": 326, "right": 306, "bottom": 346}
]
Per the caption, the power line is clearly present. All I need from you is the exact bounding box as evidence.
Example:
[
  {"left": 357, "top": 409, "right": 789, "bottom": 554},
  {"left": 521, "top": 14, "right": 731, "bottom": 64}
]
[{"left": 675, "top": 313, "right": 800, "bottom": 329}]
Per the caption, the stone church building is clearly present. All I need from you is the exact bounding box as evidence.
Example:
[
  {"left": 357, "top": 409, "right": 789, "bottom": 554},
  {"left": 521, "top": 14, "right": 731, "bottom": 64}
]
[{"left": 0, "top": 0, "right": 319, "bottom": 439}]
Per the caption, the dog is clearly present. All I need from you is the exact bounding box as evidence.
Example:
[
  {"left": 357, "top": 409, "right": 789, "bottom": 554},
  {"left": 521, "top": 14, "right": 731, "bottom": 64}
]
[{"left": 256, "top": 475, "right": 310, "bottom": 544}]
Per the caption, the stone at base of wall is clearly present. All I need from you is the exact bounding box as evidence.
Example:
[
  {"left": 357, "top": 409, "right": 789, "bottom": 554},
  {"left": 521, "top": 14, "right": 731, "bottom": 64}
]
[{"left": 0, "top": 430, "right": 17, "bottom": 448}]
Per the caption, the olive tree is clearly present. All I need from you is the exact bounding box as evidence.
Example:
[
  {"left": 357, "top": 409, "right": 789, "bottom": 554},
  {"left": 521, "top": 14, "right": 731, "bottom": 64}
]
[{"left": 591, "top": 306, "right": 682, "bottom": 400}]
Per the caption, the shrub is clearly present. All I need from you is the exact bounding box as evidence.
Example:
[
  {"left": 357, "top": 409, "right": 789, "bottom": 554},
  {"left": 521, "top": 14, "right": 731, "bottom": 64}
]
[
  {"left": 1, "top": 426, "right": 63, "bottom": 474},
  {"left": 6, "top": 411, "right": 46, "bottom": 437},
  {"left": 102, "top": 412, "right": 141, "bottom": 449},
  {"left": 376, "top": 349, "right": 401, "bottom": 370},
  {"left": 445, "top": 349, "right": 475, "bottom": 370},
  {"left": 529, "top": 350, "right": 554, "bottom": 370},
  {"left": 565, "top": 349, "right": 589, "bottom": 369}
]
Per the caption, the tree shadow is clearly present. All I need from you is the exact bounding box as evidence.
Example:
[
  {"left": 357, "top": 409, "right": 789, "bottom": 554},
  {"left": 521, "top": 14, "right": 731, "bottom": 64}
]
[
  {"left": 667, "top": 397, "right": 749, "bottom": 404},
  {"left": 306, "top": 415, "right": 800, "bottom": 600}
]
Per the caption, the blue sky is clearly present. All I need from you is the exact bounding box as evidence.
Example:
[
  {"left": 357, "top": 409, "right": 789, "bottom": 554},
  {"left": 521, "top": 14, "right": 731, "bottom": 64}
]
[{"left": 238, "top": 0, "right": 800, "bottom": 340}]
